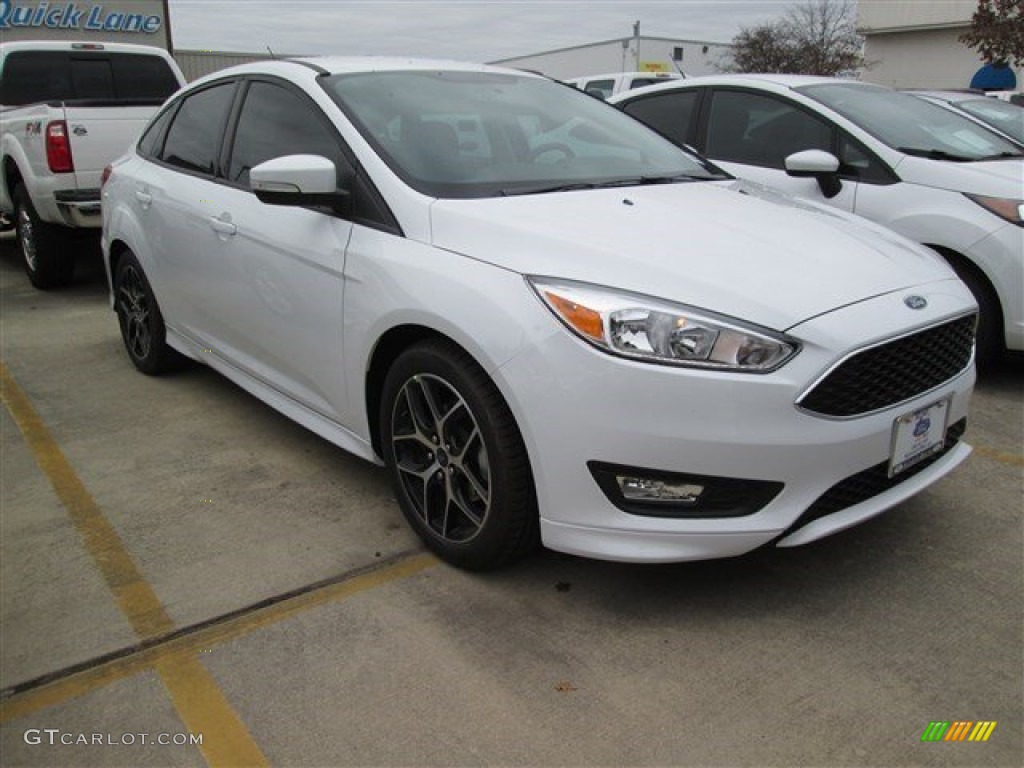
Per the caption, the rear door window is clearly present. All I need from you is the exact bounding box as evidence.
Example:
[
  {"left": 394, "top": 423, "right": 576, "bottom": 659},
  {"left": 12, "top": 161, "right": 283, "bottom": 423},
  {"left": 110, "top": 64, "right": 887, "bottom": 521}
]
[
  {"left": 622, "top": 90, "right": 701, "bottom": 147},
  {"left": 160, "top": 82, "right": 236, "bottom": 176}
]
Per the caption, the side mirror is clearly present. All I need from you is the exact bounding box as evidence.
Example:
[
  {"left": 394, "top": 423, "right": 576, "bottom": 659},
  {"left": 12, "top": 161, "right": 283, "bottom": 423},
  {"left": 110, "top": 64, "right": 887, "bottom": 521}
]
[
  {"left": 784, "top": 150, "right": 842, "bottom": 199},
  {"left": 250, "top": 154, "right": 349, "bottom": 212}
]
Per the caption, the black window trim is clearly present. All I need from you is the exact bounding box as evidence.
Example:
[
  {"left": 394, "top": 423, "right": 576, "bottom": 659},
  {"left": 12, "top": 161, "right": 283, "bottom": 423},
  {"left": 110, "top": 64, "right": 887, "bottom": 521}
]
[
  {"left": 221, "top": 73, "right": 401, "bottom": 236},
  {"left": 697, "top": 86, "right": 899, "bottom": 184}
]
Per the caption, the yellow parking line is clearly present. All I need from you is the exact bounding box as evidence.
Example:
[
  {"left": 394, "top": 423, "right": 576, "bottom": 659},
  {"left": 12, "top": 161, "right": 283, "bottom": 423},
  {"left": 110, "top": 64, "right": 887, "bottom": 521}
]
[
  {"left": 0, "top": 363, "right": 174, "bottom": 639},
  {"left": 972, "top": 444, "right": 1024, "bottom": 468},
  {"left": 1, "top": 553, "right": 436, "bottom": 723},
  {"left": 0, "top": 362, "right": 268, "bottom": 767}
]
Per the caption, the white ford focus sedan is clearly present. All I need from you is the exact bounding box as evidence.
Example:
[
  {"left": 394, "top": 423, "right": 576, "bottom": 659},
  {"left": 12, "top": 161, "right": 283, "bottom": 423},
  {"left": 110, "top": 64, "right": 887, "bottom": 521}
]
[{"left": 102, "top": 58, "right": 977, "bottom": 570}]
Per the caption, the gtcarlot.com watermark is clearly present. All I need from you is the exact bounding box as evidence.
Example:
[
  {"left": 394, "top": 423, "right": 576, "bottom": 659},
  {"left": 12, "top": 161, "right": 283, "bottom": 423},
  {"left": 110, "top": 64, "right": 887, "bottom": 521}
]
[{"left": 23, "top": 729, "right": 203, "bottom": 747}]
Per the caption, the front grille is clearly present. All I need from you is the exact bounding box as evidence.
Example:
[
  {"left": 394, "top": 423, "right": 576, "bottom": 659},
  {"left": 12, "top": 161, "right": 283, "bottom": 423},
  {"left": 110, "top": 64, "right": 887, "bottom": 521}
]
[
  {"left": 799, "top": 315, "right": 975, "bottom": 418},
  {"left": 796, "top": 418, "right": 967, "bottom": 526}
]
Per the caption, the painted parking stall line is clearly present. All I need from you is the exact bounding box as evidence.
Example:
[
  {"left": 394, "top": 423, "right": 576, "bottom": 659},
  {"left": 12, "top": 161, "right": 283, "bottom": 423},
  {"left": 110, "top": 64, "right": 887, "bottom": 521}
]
[
  {"left": 1, "top": 552, "right": 437, "bottom": 723},
  {"left": 0, "top": 361, "right": 269, "bottom": 767}
]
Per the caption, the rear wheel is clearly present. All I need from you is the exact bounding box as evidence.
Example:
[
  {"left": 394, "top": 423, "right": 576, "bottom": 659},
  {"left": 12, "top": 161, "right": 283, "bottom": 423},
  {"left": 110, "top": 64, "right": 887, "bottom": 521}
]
[
  {"left": 380, "top": 339, "right": 538, "bottom": 570},
  {"left": 13, "top": 184, "right": 74, "bottom": 289},
  {"left": 114, "top": 250, "right": 183, "bottom": 375}
]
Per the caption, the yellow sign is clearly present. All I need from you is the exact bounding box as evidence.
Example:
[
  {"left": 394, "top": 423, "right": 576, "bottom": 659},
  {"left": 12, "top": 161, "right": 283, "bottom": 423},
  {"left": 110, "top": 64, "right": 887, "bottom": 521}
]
[{"left": 639, "top": 61, "right": 670, "bottom": 73}]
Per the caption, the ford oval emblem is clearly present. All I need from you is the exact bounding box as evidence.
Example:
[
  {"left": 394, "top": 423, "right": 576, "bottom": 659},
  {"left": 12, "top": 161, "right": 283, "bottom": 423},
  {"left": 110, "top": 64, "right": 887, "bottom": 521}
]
[{"left": 904, "top": 295, "right": 927, "bottom": 310}]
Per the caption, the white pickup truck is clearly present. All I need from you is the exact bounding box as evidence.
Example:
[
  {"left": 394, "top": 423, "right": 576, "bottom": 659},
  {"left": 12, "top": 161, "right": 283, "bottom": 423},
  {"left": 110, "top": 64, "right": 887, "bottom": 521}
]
[{"left": 1, "top": 41, "right": 184, "bottom": 288}]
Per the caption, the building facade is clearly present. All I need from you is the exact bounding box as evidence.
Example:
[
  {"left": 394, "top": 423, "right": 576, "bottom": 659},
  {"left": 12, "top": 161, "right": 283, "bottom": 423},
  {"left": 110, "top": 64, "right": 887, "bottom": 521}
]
[
  {"left": 858, "top": 0, "right": 1021, "bottom": 90},
  {"left": 0, "top": 0, "right": 172, "bottom": 50},
  {"left": 490, "top": 36, "right": 732, "bottom": 80}
]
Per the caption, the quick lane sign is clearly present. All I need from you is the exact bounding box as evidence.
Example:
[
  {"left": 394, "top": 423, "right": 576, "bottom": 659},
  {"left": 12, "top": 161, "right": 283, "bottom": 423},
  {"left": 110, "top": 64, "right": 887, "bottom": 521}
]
[{"left": 0, "top": 1, "right": 162, "bottom": 34}]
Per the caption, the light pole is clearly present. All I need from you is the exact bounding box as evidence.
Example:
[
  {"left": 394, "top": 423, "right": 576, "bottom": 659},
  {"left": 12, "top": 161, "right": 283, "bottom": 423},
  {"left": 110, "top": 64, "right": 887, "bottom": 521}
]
[{"left": 633, "top": 20, "right": 640, "bottom": 70}]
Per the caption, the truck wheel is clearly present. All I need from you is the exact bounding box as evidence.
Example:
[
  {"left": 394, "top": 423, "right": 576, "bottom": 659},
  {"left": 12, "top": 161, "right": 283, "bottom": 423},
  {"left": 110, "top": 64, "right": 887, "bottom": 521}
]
[{"left": 13, "top": 184, "right": 74, "bottom": 289}]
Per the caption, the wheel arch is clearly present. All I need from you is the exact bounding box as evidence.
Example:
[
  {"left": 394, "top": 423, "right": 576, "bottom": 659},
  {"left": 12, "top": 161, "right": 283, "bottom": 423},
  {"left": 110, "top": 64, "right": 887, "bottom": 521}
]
[
  {"left": 365, "top": 324, "right": 458, "bottom": 460},
  {"left": 3, "top": 155, "right": 25, "bottom": 205},
  {"left": 925, "top": 243, "right": 1003, "bottom": 335},
  {"left": 107, "top": 238, "right": 131, "bottom": 281}
]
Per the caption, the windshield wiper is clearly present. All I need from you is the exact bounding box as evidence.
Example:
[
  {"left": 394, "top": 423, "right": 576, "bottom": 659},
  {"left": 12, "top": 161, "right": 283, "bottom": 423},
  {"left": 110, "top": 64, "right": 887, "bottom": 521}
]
[
  {"left": 500, "top": 174, "right": 716, "bottom": 196},
  {"left": 975, "top": 151, "right": 1024, "bottom": 161},
  {"left": 638, "top": 172, "right": 724, "bottom": 183},
  {"left": 500, "top": 181, "right": 606, "bottom": 196},
  {"left": 896, "top": 147, "right": 976, "bottom": 162}
]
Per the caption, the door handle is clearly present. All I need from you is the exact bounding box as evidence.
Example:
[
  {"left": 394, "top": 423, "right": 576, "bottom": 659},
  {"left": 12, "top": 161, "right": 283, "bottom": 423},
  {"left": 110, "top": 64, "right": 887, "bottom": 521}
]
[
  {"left": 134, "top": 190, "right": 152, "bottom": 208},
  {"left": 209, "top": 215, "right": 237, "bottom": 237}
]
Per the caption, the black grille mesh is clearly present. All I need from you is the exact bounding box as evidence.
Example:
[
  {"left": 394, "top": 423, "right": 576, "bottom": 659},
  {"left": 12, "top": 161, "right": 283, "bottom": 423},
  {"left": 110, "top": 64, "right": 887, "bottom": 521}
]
[
  {"left": 797, "top": 418, "right": 967, "bottom": 526},
  {"left": 800, "top": 315, "right": 976, "bottom": 417}
]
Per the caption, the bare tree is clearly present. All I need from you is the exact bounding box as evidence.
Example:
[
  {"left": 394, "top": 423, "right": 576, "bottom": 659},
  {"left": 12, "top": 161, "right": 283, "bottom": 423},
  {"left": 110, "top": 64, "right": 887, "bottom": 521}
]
[
  {"left": 725, "top": 0, "right": 864, "bottom": 75},
  {"left": 959, "top": 0, "right": 1024, "bottom": 67}
]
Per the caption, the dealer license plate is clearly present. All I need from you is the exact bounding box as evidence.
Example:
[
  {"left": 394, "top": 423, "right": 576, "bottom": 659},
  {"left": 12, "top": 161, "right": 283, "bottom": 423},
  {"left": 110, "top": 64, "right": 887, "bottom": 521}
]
[{"left": 889, "top": 397, "right": 951, "bottom": 478}]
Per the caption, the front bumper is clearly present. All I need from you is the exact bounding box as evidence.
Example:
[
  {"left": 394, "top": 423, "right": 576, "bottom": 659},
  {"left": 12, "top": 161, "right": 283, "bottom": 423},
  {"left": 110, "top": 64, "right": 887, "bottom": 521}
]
[{"left": 495, "top": 279, "right": 977, "bottom": 563}]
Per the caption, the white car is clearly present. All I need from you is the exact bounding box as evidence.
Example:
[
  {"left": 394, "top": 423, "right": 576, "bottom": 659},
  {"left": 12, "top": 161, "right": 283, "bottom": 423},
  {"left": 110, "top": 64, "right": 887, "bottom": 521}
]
[
  {"left": 611, "top": 75, "right": 1024, "bottom": 366},
  {"left": 908, "top": 90, "right": 1024, "bottom": 145},
  {"left": 564, "top": 71, "right": 683, "bottom": 100},
  {"left": 102, "top": 58, "right": 976, "bottom": 570}
]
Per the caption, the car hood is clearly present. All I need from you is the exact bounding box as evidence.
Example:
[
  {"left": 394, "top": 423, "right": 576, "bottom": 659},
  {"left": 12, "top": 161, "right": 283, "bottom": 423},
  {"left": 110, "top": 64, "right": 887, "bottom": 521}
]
[
  {"left": 427, "top": 180, "right": 954, "bottom": 331},
  {"left": 894, "top": 155, "right": 1024, "bottom": 197}
]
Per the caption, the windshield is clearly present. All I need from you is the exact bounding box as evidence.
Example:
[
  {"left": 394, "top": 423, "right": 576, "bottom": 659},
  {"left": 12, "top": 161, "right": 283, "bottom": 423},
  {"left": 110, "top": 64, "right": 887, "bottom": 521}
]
[
  {"left": 955, "top": 98, "right": 1024, "bottom": 144},
  {"left": 798, "top": 83, "right": 1022, "bottom": 161},
  {"left": 322, "top": 70, "right": 724, "bottom": 198}
]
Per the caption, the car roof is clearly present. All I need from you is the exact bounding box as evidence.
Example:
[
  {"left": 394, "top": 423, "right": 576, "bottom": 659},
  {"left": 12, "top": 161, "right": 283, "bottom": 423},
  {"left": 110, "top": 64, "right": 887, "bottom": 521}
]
[
  {"left": 186, "top": 55, "right": 546, "bottom": 89},
  {"left": 567, "top": 72, "right": 682, "bottom": 80},
  {"left": 908, "top": 89, "right": 988, "bottom": 102},
  {"left": 607, "top": 73, "right": 861, "bottom": 102}
]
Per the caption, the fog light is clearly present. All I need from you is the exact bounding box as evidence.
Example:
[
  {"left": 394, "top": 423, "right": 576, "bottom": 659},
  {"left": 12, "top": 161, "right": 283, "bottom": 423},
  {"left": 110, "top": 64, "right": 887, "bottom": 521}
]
[
  {"left": 589, "top": 461, "right": 784, "bottom": 518},
  {"left": 617, "top": 476, "right": 703, "bottom": 505}
]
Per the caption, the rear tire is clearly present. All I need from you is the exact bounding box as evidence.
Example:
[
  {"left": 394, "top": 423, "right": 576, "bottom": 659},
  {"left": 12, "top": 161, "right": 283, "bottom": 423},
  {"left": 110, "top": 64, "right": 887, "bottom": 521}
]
[
  {"left": 380, "top": 339, "right": 538, "bottom": 570},
  {"left": 113, "top": 249, "right": 183, "bottom": 375},
  {"left": 13, "top": 184, "right": 74, "bottom": 289}
]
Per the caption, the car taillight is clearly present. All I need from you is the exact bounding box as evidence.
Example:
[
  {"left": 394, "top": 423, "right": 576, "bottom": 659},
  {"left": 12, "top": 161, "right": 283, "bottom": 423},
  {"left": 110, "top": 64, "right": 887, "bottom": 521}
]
[
  {"left": 101, "top": 165, "right": 113, "bottom": 187},
  {"left": 46, "top": 121, "right": 74, "bottom": 173}
]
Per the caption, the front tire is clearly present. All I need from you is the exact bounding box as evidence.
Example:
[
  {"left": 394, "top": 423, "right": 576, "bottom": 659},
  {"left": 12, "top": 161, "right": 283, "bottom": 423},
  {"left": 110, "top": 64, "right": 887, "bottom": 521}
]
[
  {"left": 113, "top": 250, "right": 183, "bottom": 375},
  {"left": 948, "top": 260, "right": 1002, "bottom": 370},
  {"left": 13, "top": 184, "right": 74, "bottom": 289},
  {"left": 380, "top": 339, "right": 538, "bottom": 570}
]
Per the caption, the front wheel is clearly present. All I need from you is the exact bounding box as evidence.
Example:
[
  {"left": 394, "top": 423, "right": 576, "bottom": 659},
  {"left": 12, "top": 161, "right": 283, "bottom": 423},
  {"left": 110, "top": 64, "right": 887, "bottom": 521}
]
[
  {"left": 948, "top": 259, "right": 1003, "bottom": 370},
  {"left": 380, "top": 340, "right": 538, "bottom": 570}
]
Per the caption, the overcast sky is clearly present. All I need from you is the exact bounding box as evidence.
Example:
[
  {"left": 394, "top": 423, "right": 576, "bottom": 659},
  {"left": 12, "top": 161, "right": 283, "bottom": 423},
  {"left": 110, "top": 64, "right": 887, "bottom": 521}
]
[{"left": 167, "top": 1, "right": 794, "bottom": 61}]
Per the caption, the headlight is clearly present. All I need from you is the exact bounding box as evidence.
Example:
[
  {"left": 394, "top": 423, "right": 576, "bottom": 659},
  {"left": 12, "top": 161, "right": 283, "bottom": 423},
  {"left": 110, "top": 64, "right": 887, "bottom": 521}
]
[
  {"left": 965, "top": 194, "right": 1024, "bottom": 226},
  {"left": 528, "top": 277, "right": 798, "bottom": 372}
]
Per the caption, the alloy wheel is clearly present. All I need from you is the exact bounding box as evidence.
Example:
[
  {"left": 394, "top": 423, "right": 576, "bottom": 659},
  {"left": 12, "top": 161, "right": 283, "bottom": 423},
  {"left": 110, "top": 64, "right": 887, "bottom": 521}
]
[
  {"left": 390, "top": 373, "right": 491, "bottom": 543},
  {"left": 118, "top": 265, "right": 153, "bottom": 360}
]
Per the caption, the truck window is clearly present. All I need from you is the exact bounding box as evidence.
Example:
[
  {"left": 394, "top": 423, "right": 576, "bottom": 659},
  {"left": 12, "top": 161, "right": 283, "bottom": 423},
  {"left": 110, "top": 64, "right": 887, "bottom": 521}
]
[{"left": 1, "top": 51, "right": 179, "bottom": 106}]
